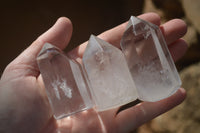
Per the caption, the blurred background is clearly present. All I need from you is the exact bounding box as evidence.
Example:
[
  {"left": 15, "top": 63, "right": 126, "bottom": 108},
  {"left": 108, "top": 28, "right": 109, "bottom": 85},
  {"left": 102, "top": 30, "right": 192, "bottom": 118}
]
[{"left": 1, "top": 0, "right": 200, "bottom": 133}]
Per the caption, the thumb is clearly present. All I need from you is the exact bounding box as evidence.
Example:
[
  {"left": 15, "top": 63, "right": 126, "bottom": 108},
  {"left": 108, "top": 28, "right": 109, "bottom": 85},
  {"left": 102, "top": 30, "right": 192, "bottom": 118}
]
[{"left": 3, "top": 17, "right": 73, "bottom": 77}]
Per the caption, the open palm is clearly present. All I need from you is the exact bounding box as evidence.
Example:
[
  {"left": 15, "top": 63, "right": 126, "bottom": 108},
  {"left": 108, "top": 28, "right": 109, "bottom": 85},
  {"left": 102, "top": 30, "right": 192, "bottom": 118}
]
[{"left": 0, "top": 13, "right": 187, "bottom": 133}]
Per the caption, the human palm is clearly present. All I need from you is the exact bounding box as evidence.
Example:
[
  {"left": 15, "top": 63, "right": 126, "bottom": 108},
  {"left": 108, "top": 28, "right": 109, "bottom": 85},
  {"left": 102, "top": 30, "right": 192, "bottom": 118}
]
[{"left": 0, "top": 13, "right": 187, "bottom": 133}]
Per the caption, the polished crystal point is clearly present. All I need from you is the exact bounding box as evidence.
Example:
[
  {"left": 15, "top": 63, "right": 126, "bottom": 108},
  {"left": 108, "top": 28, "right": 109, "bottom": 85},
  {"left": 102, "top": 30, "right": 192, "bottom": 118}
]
[
  {"left": 37, "top": 16, "right": 182, "bottom": 118},
  {"left": 120, "top": 16, "right": 181, "bottom": 102},
  {"left": 82, "top": 35, "right": 138, "bottom": 111},
  {"left": 37, "top": 43, "right": 93, "bottom": 119}
]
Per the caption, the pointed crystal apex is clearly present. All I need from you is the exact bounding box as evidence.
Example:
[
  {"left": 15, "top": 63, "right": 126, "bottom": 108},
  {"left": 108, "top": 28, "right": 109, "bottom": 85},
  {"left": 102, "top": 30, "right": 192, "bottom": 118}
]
[
  {"left": 126, "top": 16, "right": 159, "bottom": 31},
  {"left": 38, "top": 43, "right": 59, "bottom": 57},
  {"left": 89, "top": 34, "right": 112, "bottom": 49},
  {"left": 121, "top": 17, "right": 181, "bottom": 102},
  {"left": 83, "top": 35, "right": 138, "bottom": 111},
  {"left": 126, "top": 16, "right": 139, "bottom": 31},
  {"left": 83, "top": 35, "right": 121, "bottom": 59},
  {"left": 37, "top": 43, "right": 93, "bottom": 119},
  {"left": 42, "top": 43, "right": 55, "bottom": 50},
  {"left": 125, "top": 16, "right": 159, "bottom": 39}
]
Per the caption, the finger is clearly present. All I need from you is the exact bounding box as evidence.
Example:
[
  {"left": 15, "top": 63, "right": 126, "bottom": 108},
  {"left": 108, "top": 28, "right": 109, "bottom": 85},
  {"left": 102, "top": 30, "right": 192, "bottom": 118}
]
[
  {"left": 169, "top": 39, "right": 188, "bottom": 62},
  {"left": 115, "top": 88, "right": 186, "bottom": 133},
  {"left": 69, "top": 12, "right": 161, "bottom": 59},
  {"left": 5, "top": 17, "right": 72, "bottom": 76},
  {"left": 36, "top": 17, "right": 73, "bottom": 50},
  {"left": 160, "top": 19, "right": 187, "bottom": 45}
]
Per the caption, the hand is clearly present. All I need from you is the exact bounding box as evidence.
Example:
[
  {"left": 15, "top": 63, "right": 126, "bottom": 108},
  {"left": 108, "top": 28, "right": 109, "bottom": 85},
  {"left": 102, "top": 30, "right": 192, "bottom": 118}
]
[{"left": 0, "top": 12, "right": 187, "bottom": 133}]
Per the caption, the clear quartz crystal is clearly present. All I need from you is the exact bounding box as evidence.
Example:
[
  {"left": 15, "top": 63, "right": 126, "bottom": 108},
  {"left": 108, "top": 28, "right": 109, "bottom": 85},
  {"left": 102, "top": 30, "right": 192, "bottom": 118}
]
[
  {"left": 120, "top": 16, "right": 181, "bottom": 102},
  {"left": 37, "top": 43, "right": 93, "bottom": 119},
  {"left": 82, "top": 35, "right": 138, "bottom": 111},
  {"left": 37, "top": 16, "right": 182, "bottom": 118}
]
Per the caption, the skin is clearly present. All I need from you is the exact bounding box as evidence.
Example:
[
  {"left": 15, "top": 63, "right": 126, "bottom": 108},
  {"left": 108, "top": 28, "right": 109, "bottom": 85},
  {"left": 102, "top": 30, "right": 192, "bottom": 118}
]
[{"left": 0, "top": 12, "right": 187, "bottom": 133}]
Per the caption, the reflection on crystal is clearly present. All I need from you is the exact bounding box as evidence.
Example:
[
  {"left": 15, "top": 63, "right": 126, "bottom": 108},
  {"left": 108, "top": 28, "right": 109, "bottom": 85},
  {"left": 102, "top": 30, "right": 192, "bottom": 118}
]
[
  {"left": 37, "top": 43, "right": 93, "bottom": 119},
  {"left": 37, "top": 16, "right": 182, "bottom": 118},
  {"left": 120, "top": 16, "right": 181, "bottom": 102},
  {"left": 82, "top": 35, "right": 138, "bottom": 111}
]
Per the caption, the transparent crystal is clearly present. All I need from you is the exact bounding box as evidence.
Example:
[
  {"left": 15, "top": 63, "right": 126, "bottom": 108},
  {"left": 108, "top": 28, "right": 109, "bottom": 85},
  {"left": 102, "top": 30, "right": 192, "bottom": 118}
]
[
  {"left": 120, "top": 16, "right": 181, "bottom": 102},
  {"left": 82, "top": 35, "right": 138, "bottom": 111},
  {"left": 37, "top": 43, "right": 93, "bottom": 119},
  {"left": 37, "top": 16, "right": 182, "bottom": 118}
]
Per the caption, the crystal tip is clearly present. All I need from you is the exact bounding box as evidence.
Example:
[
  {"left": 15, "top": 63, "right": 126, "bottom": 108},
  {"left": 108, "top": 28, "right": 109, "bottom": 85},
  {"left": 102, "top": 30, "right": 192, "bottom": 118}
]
[
  {"left": 38, "top": 43, "right": 58, "bottom": 56},
  {"left": 127, "top": 16, "right": 159, "bottom": 30}
]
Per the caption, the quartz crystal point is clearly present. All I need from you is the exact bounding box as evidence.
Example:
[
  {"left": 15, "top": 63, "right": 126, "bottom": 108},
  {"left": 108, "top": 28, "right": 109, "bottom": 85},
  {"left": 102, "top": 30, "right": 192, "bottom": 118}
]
[
  {"left": 82, "top": 35, "right": 138, "bottom": 111},
  {"left": 120, "top": 16, "right": 181, "bottom": 102},
  {"left": 37, "top": 43, "right": 93, "bottom": 119}
]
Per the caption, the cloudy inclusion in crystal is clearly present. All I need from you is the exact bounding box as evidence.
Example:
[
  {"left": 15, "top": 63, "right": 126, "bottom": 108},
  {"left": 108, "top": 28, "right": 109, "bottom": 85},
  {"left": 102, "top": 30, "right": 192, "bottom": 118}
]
[
  {"left": 120, "top": 16, "right": 181, "bottom": 102},
  {"left": 37, "top": 16, "right": 182, "bottom": 119},
  {"left": 37, "top": 43, "right": 93, "bottom": 119},
  {"left": 82, "top": 35, "right": 138, "bottom": 111}
]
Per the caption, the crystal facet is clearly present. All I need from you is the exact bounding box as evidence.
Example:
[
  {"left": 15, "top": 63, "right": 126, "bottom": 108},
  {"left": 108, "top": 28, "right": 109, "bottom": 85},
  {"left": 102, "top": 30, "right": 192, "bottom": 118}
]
[
  {"left": 37, "top": 16, "right": 182, "bottom": 118},
  {"left": 120, "top": 16, "right": 181, "bottom": 102},
  {"left": 82, "top": 35, "right": 138, "bottom": 111},
  {"left": 37, "top": 43, "right": 93, "bottom": 119}
]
